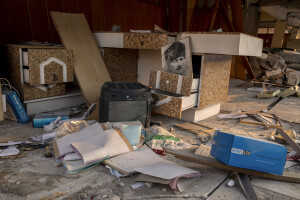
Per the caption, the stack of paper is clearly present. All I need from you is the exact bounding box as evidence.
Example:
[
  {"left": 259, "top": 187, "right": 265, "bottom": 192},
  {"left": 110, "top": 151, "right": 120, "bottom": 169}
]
[{"left": 53, "top": 123, "right": 132, "bottom": 174}]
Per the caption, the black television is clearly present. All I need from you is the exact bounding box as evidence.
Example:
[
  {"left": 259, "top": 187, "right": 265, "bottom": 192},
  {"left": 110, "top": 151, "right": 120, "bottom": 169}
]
[{"left": 99, "top": 82, "right": 152, "bottom": 127}]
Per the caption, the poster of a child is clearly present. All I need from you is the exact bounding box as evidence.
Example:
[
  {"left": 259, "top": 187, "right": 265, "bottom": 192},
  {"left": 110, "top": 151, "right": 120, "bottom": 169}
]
[{"left": 161, "top": 37, "right": 192, "bottom": 77}]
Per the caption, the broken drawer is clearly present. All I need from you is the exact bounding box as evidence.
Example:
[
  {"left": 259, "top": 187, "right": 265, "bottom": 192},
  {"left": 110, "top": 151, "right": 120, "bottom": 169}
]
[
  {"left": 22, "top": 48, "right": 74, "bottom": 85},
  {"left": 22, "top": 83, "right": 66, "bottom": 101},
  {"left": 151, "top": 90, "right": 198, "bottom": 119},
  {"left": 149, "top": 70, "right": 198, "bottom": 96},
  {"left": 94, "top": 32, "right": 176, "bottom": 50}
]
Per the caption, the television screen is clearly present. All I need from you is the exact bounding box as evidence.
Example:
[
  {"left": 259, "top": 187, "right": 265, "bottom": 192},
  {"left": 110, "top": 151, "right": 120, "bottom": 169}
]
[{"left": 108, "top": 101, "right": 148, "bottom": 125}]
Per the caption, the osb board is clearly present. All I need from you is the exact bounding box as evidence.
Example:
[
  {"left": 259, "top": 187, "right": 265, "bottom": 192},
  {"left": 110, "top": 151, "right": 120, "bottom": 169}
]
[
  {"left": 51, "top": 12, "right": 111, "bottom": 106},
  {"left": 151, "top": 93, "right": 182, "bottom": 119},
  {"left": 123, "top": 33, "right": 168, "bottom": 50},
  {"left": 4, "top": 45, "right": 22, "bottom": 91},
  {"left": 101, "top": 48, "right": 138, "bottom": 82},
  {"left": 149, "top": 70, "right": 193, "bottom": 96},
  {"left": 28, "top": 49, "right": 74, "bottom": 85},
  {"left": 3, "top": 44, "right": 65, "bottom": 92},
  {"left": 269, "top": 97, "right": 300, "bottom": 123},
  {"left": 22, "top": 83, "right": 66, "bottom": 101},
  {"left": 198, "top": 54, "right": 232, "bottom": 109}
]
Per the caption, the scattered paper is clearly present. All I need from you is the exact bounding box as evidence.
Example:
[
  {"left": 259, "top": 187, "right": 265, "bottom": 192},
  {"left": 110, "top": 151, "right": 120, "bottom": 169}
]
[
  {"left": 0, "top": 141, "right": 24, "bottom": 147},
  {"left": 131, "top": 182, "right": 145, "bottom": 189},
  {"left": 106, "top": 165, "right": 125, "bottom": 178},
  {"left": 0, "top": 147, "right": 20, "bottom": 157}
]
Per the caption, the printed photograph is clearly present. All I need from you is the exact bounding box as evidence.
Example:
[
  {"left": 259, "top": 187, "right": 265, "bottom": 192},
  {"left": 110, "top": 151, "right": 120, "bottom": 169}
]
[{"left": 161, "top": 37, "right": 192, "bottom": 77}]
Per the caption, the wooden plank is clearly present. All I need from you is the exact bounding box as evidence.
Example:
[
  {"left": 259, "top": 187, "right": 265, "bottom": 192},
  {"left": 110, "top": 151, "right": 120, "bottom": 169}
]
[
  {"left": 271, "top": 20, "right": 286, "bottom": 48},
  {"left": 164, "top": 148, "right": 300, "bottom": 184},
  {"left": 278, "top": 129, "right": 300, "bottom": 156},
  {"left": 174, "top": 122, "right": 213, "bottom": 135},
  {"left": 237, "top": 173, "right": 259, "bottom": 200},
  {"left": 51, "top": 12, "right": 111, "bottom": 105}
]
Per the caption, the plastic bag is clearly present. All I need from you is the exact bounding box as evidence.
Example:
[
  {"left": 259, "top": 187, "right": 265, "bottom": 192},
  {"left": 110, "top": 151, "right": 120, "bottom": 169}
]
[
  {"left": 146, "top": 126, "right": 191, "bottom": 150},
  {"left": 55, "top": 120, "right": 88, "bottom": 138}
]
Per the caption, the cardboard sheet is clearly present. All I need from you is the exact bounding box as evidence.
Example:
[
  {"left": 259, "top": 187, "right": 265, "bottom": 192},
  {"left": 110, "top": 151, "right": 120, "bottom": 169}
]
[
  {"left": 104, "top": 145, "right": 165, "bottom": 175},
  {"left": 70, "top": 129, "right": 132, "bottom": 164},
  {"left": 135, "top": 161, "right": 199, "bottom": 180},
  {"left": 51, "top": 12, "right": 111, "bottom": 105},
  {"left": 134, "top": 172, "right": 203, "bottom": 192},
  {"left": 53, "top": 123, "right": 104, "bottom": 158}
]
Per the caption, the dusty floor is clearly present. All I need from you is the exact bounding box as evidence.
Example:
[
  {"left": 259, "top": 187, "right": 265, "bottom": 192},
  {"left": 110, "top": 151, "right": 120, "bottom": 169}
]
[{"left": 0, "top": 79, "right": 300, "bottom": 200}]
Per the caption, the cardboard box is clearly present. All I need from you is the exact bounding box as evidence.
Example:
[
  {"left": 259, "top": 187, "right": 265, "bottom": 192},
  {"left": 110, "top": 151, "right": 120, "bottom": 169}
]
[{"left": 210, "top": 131, "right": 287, "bottom": 175}]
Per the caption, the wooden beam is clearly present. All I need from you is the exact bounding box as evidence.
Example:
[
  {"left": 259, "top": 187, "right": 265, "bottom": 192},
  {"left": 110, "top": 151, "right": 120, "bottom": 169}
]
[
  {"left": 271, "top": 20, "right": 287, "bottom": 48},
  {"left": 164, "top": 148, "right": 300, "bottom": 184}
]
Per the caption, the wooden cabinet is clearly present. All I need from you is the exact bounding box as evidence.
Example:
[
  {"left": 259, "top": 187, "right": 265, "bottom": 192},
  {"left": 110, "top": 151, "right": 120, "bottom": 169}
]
[
  {"left": 3, "top": 44, "right": 74, "bottom": 101},
  {"left": 22, "top": 48, "right": 73, "bottom": 85}
]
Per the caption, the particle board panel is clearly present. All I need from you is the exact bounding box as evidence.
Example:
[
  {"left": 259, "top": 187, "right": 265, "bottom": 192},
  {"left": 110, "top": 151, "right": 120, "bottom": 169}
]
[
  {"left": 177, "top": 32, "right": 263, "bottom": 56},
  {"left": 151, "top": 91, "right": 198, "bottom": 119},
  {"left": 4, "top": 45, "right": 23, "bottom": 91},
  {"left": 101, "top": 48, "right": 138, "bottom": 82},
  {"left": 27, "top": 49, "right": 74, "bottom": 85},
  {"left": 151, "top": 93, "right": 182, "bottom": 119},
  {"left": 198, "top": 54, "right": 232, "bottom": 109},
  {"left": 124, "top": 32, "right": 168, "bottom": 50},
  {"left": 51, "top": 12, "right": 111, "bottom": 105},
  {"left": 22, "top": 83, "right": 66, "bottom": 101},
  {"left": 3, "top": 44, "right": 65, "bottom": 92},
  {"left": 149, "top": 70, "right": 194, "bottom": 96}
]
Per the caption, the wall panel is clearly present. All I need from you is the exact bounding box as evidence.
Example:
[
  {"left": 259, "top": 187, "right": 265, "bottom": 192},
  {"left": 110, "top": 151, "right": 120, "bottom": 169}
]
[
  {"left": 6, "top": 0, "right": 32, "bottom": 43},
  {"left": 0, "top": 0, "right": 170, "bottom": 44},
  {"left": 27, "top": 0, "right": 50, "bottom": 42},
  {"left": 45, "top": 0, "right": 63, "bottom": 43}
]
